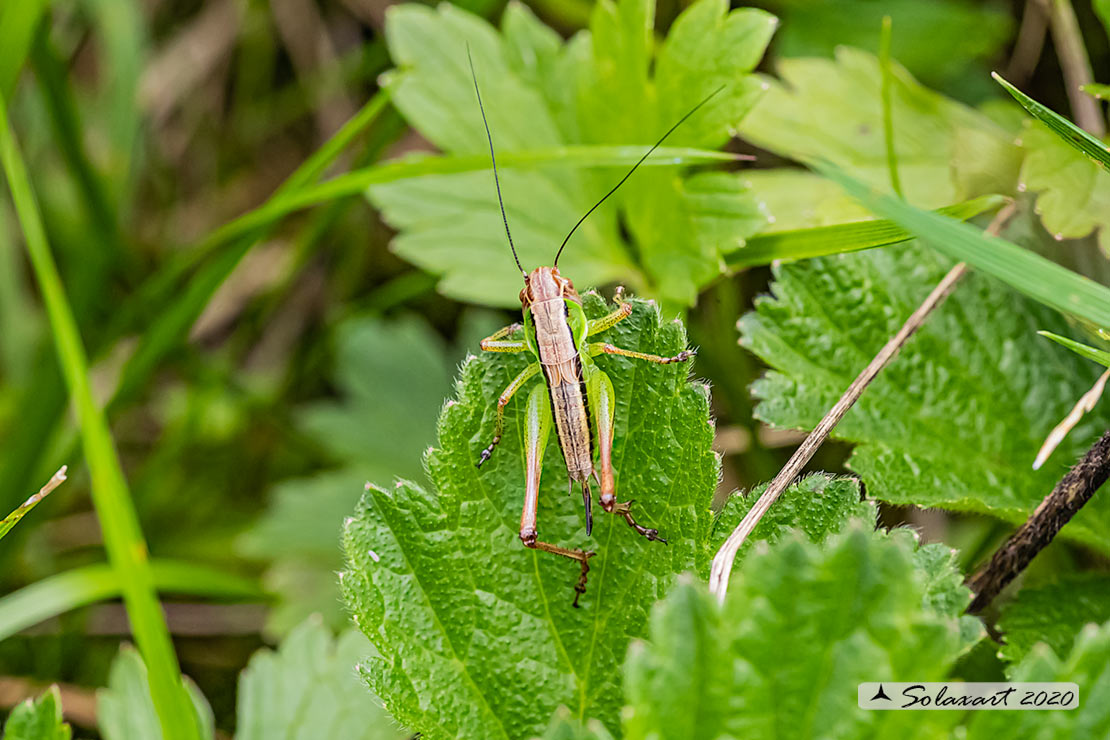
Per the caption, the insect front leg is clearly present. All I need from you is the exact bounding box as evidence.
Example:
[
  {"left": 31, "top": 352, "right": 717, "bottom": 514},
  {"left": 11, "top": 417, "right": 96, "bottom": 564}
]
[
  {"left": 477, "top": 362, "right": 540, "bottom": 467},
  {"left": 480, "top": 323, "right": 527, "bottom": 353},
  {"left": 518, "top": 383, "right": 595, "bottom": 607},
  {"left": 588, "top": 341, "right": 695, "bottom": 365},
  {"left": 586, "top": 364, "right": 667, "bottom": 545},
  {"left": 587, "top": 286, "right": 632, "bottom": 336}
]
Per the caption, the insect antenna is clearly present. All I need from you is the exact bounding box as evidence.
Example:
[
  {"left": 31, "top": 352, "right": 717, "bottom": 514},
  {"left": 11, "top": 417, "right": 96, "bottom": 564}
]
[
  {"left": 467, "top": 46, "right": 526, "bottom": 278},
  {"left": 553, "top": 84, "right": 726, "bottom": 268}
]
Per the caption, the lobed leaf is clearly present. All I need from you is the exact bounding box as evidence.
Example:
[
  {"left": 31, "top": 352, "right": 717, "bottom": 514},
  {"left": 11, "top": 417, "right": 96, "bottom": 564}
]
[
  {"left": 740, "top": 241, "right": 1110, "bottom": 552},
  {"left": 1, "top": 686, "right": 70, "bottom": 740},
  {"left": 368, "top": 0, "right": 773, "bottom": 308}
]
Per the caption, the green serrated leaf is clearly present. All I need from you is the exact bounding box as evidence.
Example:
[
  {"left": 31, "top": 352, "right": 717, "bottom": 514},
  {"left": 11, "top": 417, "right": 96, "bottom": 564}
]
[
  {"left": 727, "top": 194, "right": 1005, "bottom": 269},
  {"left": 96, "top": 647, "right": 213, "bottom": 740},
  {"left": 740, "top": 242, "right": 1110, "bottom": 552},
  {"left": 1, "top": 686, "right": 70, "bottom": 740},
  {"left": 738, "top": 48, "right": 1019, "bottom": 209},
  {"left": 1039, "top": 331, "right": 1110, "bottom": 368},
  {"left": 818, "top": 161, "right": 1110, "bottom": 330},
  {"left": 997, "top": 575, "right": 1110, "bottom": 665},
  {"left": 994, "top": 72, "right": 1110, "bottom": 174},
  {"left": 237, "top": 618, "right": 407, "bottom": 740},
  {"left": 622, "top": 524, "right": 974, "bottom": 740},
  {"left": 369, "top": 0, "right": 772, "bottom": 308},
  {"left": 1020, "top": 122, "right": 1110, "bottom": 253},
  {"left": 535, "top": 708, "right": 615, "bottom": 740},
  {"left": 967, "top": 621, "right": 1110, "bottom": 737},
  {"left": 241, "top": 314, "right": 493, "bottom": 634},
  {"left": 342, "top": 296, "right": 721, "bottom": 738}
]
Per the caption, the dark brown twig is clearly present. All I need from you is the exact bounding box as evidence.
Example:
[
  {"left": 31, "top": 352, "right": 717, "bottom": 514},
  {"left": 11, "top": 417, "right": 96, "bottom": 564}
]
[{"left": 966, "top": 429, "right": 1110, "bottom": 614}]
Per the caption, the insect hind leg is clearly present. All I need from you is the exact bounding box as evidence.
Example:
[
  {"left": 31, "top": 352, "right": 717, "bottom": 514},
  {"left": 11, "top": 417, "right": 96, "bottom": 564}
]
[{"left": 607, "top": 499, "right": 668, "bottom": 544}]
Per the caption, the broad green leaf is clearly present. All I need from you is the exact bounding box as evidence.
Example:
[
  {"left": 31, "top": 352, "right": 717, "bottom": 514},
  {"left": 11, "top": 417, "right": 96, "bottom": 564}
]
[
  {"left": 1, "top": 686, "right": 70, "bottom": 740},
  {"left": 341, "top": 296, "right": 721, "bottom": 738},
  {"left": 997, "top": 575, "right": 1110, "bottom": 665},
  {"left": 1039, "top": 331, "right": 1110, "bottom": 368},
  {"left": 236, "top": 618, "right": 407, "bottom": 740},
  {"left": 738, "top": 48, "right": 1019, "bottom": 210},
  {"left": 818, "top": 162, "right": 1110, "bottom": 330},
  {"left": 727, "top": 194, "right": 1005, "bottom": 268},
  {"left": 622, "top": 524, "right": 976, "bottom": 740},
  {"left": 768, "top": 0, "right": 1012, "bottom": 90},
  {"left": 967, "top": 621, "right": 1110, "bottom": 738},
  {"left": 994, "top": 72, "right": 1110, "bottom": 174},
  {"left": 240, "top": 314, "right": 492, "bottom": 634},
  {"left": 97, "top": 648, "right": 214, "bottom": 740},
  {"left": 1020, "top": 122, "right": 1110, "bottom": 253},
  {"left": 740, "top": 241, "right": 1110, "bottom": 552},
  {"left": 369, "top": 0, "right": 773, "bottom": 308}
]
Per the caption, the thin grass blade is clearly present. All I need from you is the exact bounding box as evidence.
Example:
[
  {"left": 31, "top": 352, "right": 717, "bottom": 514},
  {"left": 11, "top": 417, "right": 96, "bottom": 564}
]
[
  {"left": 1040, "top": 331, "right": 1110, "bottom": 367},
  {"left": 0, "top": 466, "right": 65, "bottom": 541}
]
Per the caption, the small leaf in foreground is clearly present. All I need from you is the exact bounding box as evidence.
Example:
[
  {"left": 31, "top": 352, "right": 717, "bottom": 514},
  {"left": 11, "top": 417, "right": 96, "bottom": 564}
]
[
  {"left": 622, "top": 523, "right": 976, "bottom": 740},
  {"left": 1, "top": 685, "right": 70, "bottom": 740},
  {"left": 96, "top": 647, "right": 213, "bottom": 740},
  {"left": 740, "top": 242, "right": 1110, "bottom": 552},
  {"left": 997, "top": 575, "right": 1110, "bottom": 665},
  {"left": 1039, "top": 331, "right": 1110, "bottom": 369},
  {"left": 237, "top": 617, "right": 406, "bottom": 740},
  {"left": 342, "top": 297, "right": 721, "bottom": 738}
]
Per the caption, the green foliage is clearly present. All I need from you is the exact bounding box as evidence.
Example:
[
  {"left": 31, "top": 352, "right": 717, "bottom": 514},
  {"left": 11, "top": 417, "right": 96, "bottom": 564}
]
[
  {"left": 241, "top": 313, "right": 492, "bottom": 633},
  {"left": 237, "top": 618, "right": 406, "bottom": 740},
  {"left": 738, "top": 48, "right": 1019, "bottom": 210},
  {"left": 621, "top": 524, "right": 976, "bottom": 740},
  {"left": 0, "top": 474, "right": 58, "bottom": 542},
  {"left": 341, "top": 296, "right": 722, "bottom": 738},
  {"left": 367, "top": 0, "right": 773, "bottom": 308},
  {"left": 97, "top": 647, "right": 214, "bottom": 740},
  {"left": 995, "top": 73, "right": 1110, "bottom": 175},
  {"left": 740, "top": 241, "right": 1110, "bottom": 552},
  {"left": 1, "top": 686, "right": 70, "bottom": 740},
  {"left": 819, "top": 163, "right": 1110, "bottom": 330},
  {"left": 1040, "top": 331, "right": 1110, "bottom": 368},
  {"left": 997, "top": 575, "right": 1110, "bottom": 665},
  {"left": 1020, "top": 122, "right": 1110, "bottom": 253},
  {"left": 966, "top": 622, "right": 1110, "bottom": 738}
]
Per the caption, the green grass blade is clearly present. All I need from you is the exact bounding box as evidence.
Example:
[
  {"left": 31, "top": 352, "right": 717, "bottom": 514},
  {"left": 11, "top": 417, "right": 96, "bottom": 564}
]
[
  {"left": 0, "top": 94, "right": 201, "bottom": 740},
  {"left": 817, "top": 161, "right": 1110, "bottom": 329},
  {"left": 0, "top": 0, "right": 49, "bottom": 100},
  {"left": 1082, "top": 83, "right": 1110, "bottom": 100},
  {"left": 994, "top": 72, "right": 1110, "bottom": 173},
  {"left": 879, "top": 15, "right": 903, "bottom": 198},
  {"left": 0, "top": 466, "right": 65, "bottom": 541},
  {"left": 726, "top": 194, "right": 1005, "bottom": 269},
  {"left": 0, "top": 560, "right": 266, "bottom": 642},
  {"left": 200, "top": 145, "right": 747, "bottom": 252},
  {"left": 1039, "top": 331, "right": 1110, "bottom": 368}
]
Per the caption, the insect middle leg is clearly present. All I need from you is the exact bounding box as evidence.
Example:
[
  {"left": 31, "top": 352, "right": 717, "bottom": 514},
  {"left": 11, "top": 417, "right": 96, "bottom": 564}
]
[
  {"left": 587, "top": 286, "right": 631, "bottom": 336},
  {"left": 518, "top": 383, "right": 594, "bottom": 607},
  {"left": 477, "top": 361, "right": 540, "bottom": 467},
  {"left": 586, "top": 365, "right": 667, "bottom": 545}
]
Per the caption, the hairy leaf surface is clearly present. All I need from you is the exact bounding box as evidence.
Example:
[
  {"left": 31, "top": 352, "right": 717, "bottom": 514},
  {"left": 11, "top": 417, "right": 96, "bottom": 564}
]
[
  {"left": 341, "top": 296, "right": 721, "bottom": 737},
  {"left": 740, "top": 242, "right": 1110, "bottom": 551},
  {"left": 622, "top": 524, "right": 976, "bottom": 739},
  {"left": 368, "top": 0, "right": 771, "bottom": 308}
]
